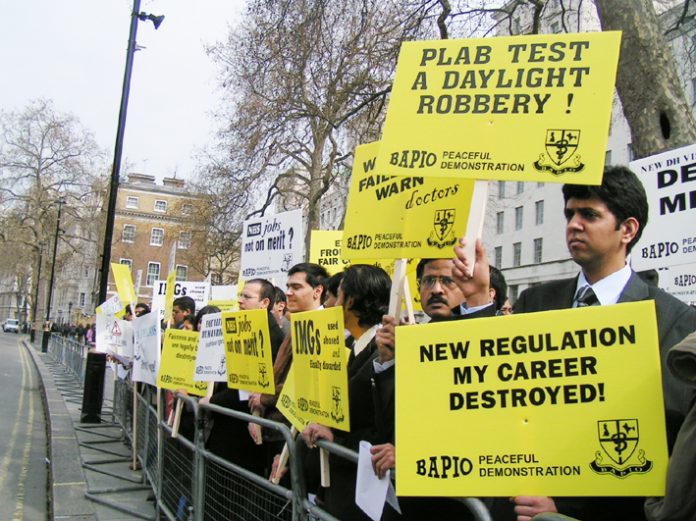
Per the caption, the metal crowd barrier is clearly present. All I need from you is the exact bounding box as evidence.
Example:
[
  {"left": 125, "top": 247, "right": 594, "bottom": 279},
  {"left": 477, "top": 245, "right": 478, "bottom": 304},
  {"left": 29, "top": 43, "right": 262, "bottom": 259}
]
[
  {"left": 49, "top": 341, "right": 492, "bottom": 521},
  {"left": 47, "top": 333, "right": 88, "bottom": 383}
]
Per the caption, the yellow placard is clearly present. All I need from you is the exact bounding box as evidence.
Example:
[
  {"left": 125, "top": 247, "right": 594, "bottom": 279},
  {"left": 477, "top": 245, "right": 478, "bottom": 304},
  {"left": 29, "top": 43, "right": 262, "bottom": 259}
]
[
  {"left": 158, "top": 329, "right": 209, "bottom": 396},
  {"left": 163, "top": 271, "right": 177, "bottom": 324},
  {"left": 277, "top": 307, "right": 350, "bottom": 431},
  {"left": 309, "top": 230, "right": 351, "bottom": 274},
  {"left": 221, "top": 308, "right": 276, "bottom": 394},
  {"left": 111, "top": 263, "right": 137, "bottom": 306},
  {"left": 377, "top": 32, "right": 621, "bottom": 184},
  {"left": 395, "top": 301, "right": 667, "bottom": 496},
  {"left": 343, "top": 141, "right": 474, "bottom": 259},
  {"left": 207, "top": 299, "right": 239, "bottom": 312}
]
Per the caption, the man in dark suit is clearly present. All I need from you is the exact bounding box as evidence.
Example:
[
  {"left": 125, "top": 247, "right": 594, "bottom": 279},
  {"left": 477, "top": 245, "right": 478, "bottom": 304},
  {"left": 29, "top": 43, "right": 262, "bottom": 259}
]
[{"left": 498, "top": 165, "right": 696, "bottom": 521}]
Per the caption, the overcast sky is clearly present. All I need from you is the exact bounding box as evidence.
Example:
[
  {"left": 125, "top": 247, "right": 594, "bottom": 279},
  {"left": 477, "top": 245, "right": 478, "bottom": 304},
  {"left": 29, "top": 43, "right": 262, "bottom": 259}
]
[{"left": 1, "top": 0, "right": 244, "bottom": 182}]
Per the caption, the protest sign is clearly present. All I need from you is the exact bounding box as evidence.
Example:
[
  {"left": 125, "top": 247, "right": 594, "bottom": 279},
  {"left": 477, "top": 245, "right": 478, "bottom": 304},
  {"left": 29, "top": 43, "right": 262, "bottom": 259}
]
[
  {"left": 98, "top": 294, "right": 123, "bottom": 317},
  {"left": 239, "top": 209, "right": 303, "bottom": 289},
  {"left": 132, "top": 311, "right": 161, "bottom": 386},
  {"left": 158, "top": 329, "right": 209, "bottom": 396},
  {"left": 277, "top": 307, "right": 351, "bottom": 431},
  {"left": 96, "top": 311, "right": 133, "bottom": 358},
  {"left": 377, "top": 32, "right": 621, "bottom": 184},
  {"left": 220, "top": 309, "right": 275, "bottom": 394},
  {"left": 395, "top": 301, "right": 667, "bottom": 496},
  {"left": 152, "top": 279, "right": 210, "bottom": 322},
  {"left": 111, "top": 262, "right": 137, "bottom": 307},
  {"left": 631, "top": 143, "right": 696, "bottom": 270},
  {"left": 655, "top": 265, "right": 696, "bottom": 306},
  {"left": 343, "top": 141, "right": 475, "bottom": 259},
  {"left": 194, "top": 312, "right": 227, "bottom": 382},
  {"left": 206, "top": 300, "right": 239, "bottom": 312},
  {"left": 309, "top": 230, "right": 351, "bottom": 274}
]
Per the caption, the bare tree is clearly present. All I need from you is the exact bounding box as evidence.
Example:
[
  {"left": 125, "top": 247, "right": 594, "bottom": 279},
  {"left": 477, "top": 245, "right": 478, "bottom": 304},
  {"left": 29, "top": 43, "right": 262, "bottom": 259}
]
[
  {"left": 0, "top": 99, "right": 105, "bottom": 326},
  {"left": 207, "top": 0, "right": 421, "bottom": 252}
]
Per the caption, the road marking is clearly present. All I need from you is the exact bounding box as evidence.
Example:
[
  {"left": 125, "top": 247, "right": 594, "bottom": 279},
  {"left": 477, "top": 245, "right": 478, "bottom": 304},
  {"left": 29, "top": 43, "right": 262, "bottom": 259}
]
[
  {"left": 12, "top": 343, "right": 37, "bottom": 521},
  {"left": 0, "top": 342, "right": 28, "bottom": 493}
]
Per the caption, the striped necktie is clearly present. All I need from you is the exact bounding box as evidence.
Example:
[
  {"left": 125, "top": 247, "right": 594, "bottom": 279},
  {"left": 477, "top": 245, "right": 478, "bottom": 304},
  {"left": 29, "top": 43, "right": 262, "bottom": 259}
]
[{"left": 575, "top": 285, "right": 599, "bottom": 307}]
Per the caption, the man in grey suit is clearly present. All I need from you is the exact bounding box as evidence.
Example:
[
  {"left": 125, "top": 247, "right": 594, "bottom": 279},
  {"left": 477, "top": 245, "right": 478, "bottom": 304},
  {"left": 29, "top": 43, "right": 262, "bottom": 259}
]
[{"left": 502, "top": 165, "right": 696, "bottom": 521}]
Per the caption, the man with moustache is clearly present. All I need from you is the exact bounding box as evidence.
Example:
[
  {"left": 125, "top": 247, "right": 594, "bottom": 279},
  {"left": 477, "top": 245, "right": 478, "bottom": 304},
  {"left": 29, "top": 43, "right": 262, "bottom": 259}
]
[{"left": 416, "top": 258, "right": 466, "bottom": 321}]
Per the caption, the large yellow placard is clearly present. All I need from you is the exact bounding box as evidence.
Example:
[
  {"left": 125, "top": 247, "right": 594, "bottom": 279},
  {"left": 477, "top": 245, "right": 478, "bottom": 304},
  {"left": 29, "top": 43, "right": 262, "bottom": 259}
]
[
  {"left": 377, "top": 32, "right": 621, "bottom": 184},
  {"left": 309, "top": 230, "right": 352, "bottom": 275},
  {"left": 158, "top": 329, "right": 209, "bottom": 396},
  {"left": 277, "top": 307, "right": 351, "bottom": 431},
  {"left": 111, "top": 263, "right": 137, "bottom": 306},
  {"left": 343, "top": 141, "right": 474, "bottom": 259},
  {"left": 221, "top": 308, "right": 276, "bottom": 394},
  {"left": 395, "top": 301, "right": 667, "bottom": 496}
]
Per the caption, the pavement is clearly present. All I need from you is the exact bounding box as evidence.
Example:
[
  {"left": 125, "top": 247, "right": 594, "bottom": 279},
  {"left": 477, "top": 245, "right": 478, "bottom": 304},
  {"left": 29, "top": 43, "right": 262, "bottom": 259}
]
[{"left": 23, "top": 337, "right": 156, "bottom": 520}]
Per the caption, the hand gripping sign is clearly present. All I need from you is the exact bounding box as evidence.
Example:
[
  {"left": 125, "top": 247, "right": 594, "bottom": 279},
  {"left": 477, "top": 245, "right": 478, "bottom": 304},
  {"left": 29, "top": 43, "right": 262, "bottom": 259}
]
[
  {"left": 395, "top": 301, "right": 668, "bottom": 497},
  {"left": 376, "top": 32, "right": 621, "bottom": 184}
]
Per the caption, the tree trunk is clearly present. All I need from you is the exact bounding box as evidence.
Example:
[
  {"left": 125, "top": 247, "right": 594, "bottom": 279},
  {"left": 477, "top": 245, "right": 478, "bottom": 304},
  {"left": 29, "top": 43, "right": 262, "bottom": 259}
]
[{"left": 595, "top": 0, "right": 696, "bottom": 159}]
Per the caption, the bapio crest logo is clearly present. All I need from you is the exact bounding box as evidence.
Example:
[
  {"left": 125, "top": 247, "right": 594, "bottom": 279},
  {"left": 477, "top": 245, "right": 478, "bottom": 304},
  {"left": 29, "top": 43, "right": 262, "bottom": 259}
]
[
  {"left": 590, "top": 419, "right": 653, "bottom": 478},
  {"left": 427, "top": 209, "right": 457, "bottom": 248},
  {"left": 533, "top": 129, "right": 585, "bottom": 176},
  {"left": 330, "top": 386, "right": 345, "bottom": 423}
]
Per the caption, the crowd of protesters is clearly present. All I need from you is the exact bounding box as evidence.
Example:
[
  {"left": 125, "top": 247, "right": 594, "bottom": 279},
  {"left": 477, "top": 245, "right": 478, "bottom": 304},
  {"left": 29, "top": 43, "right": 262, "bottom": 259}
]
[{"left": 94, "top": 165, "right": 696, "bottom": 521}]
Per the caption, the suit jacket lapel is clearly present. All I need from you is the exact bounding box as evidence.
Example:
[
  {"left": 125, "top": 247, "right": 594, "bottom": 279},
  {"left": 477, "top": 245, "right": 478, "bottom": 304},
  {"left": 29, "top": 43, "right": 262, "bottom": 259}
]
[{"left": 617, "top": 271, "right": 650, "bottom": 303}]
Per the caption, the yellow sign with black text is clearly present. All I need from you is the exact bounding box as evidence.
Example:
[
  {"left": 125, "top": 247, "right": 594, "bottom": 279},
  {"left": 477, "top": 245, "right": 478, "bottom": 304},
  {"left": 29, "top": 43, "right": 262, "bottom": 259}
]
[
  {"left": 111, "top": 263, "right": 137, "bottom": 306},
  {"left": 277, "top": 307, "right": 351, "bottom": 431},
  {"left": 158, "top": 329, "right": 209, "bottom": 396},
  {"left": 343, "top": 141, "right": 474, "bottom": 259},
  {"left": 395, "top": 301, "right": 667, "bottom": 496},
  {"left": 309, "top": 230, "right": 351, "bottom": 275},
  {"left": 221, "top": 308, "right": 276, "bottom": 394},
  {"left": 377, "top": 32, "right": 621, "bottom": 184}
]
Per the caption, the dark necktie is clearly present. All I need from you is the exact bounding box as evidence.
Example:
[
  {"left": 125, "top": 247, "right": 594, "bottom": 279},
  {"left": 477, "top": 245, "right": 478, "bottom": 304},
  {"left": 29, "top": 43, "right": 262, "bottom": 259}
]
[{"left": 575, "top": 285, "right": 599, "bottom": 307}]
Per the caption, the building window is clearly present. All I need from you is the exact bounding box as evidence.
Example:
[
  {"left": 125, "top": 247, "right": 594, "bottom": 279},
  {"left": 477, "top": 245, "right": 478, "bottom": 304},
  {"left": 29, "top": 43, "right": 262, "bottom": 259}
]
[
  {"left": 178, "top": 231, "right": 191, "bottom": 250},
  {"left": 79, "top": 292, "right": 86, "bottom": 307},
  {"left": 516, "top": 181, "right": 524, "bottom": 195},
  {"left": 515, "top": 206, "right": 523, "bottom": 231},
  {"left": 175, "top": 265, "right": 188, "bottom": 282},
  {"left": 494, "top": 246, "right": 502, "bottom": 269},
  {"left": 605, "top": 150, "right": 612, "bottom": 166},
  {"left": 513, "top": 242, "right": 521, "bottom": 267},
  {"left": 154, "top": 200, "right": 167, "bottom": 213},
  {"left": 182, "top": 203, "right": 193, "bottom": 215},
  {"left": 496, "top": 212, "right": 504, "bottom": 234},
  {"left": 498, "top": 181, "right": 505, "bottom": 199},
  {"left": 534, "top": 238, "right": 543, "bottom": 264},
  {"left": 146, "top": 262, "right": 160, "bottom": 287},
  {"left": 150, "top": 228, "right": 164, "bottom": 246},
  {"left": 120, "top": 258, "right": 133, "bottom": 270},
  {"left": 510, "top": 284, "right": 519, "bottom": 303},
  {"left": 126, "top": 196, "right": 139, "bottom": 209},
  {"left": 535, "top": 200, "right": 544, "bottom": 225},
  {"left": 122, "top": 224, "right": 135, "bottom": 243}
]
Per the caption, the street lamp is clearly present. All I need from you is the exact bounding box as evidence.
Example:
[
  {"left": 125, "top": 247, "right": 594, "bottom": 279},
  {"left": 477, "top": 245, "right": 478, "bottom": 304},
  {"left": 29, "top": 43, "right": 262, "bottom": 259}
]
[
  {"left": 98, "top": 0, "right": 164, "bottom": 304},
  {"left": 30, "top": 241, "right": 45, "bottom": 343},
  {"left": 85, "top": 0, "right": 164, "bottom": 424},
  {"left": 42, "top": 197, "right": 66, "bottom": 353}
]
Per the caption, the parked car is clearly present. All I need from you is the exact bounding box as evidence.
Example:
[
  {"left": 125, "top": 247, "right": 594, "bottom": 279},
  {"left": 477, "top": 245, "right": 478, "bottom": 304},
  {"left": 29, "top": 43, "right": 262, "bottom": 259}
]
[{"left": 3, "top": 318, "right": 20, "bottom": 333}]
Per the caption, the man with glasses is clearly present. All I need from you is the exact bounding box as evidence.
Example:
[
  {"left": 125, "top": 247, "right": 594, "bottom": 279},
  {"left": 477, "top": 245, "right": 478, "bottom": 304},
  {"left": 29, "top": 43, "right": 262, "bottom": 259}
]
[{"left": 416, "top": 258, "right": 466, "bottom": 321}]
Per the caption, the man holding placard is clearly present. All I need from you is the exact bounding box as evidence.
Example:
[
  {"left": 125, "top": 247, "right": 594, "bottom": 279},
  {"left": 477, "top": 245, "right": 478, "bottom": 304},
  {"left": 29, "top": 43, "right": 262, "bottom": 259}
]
[
  {"left": 301, "top": 264, "right": 391, "bottom": 521},
  {"left": 475, "top": 166, "right": 696, "bottom": 521}
]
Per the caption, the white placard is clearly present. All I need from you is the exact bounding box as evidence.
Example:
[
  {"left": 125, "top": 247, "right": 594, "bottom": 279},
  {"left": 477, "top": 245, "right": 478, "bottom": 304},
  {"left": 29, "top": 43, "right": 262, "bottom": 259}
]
[
  {"left": 152, "top": 280, "right": 210, "bottom": 321},
  {"left": 193, "top": 312, "right": 227, "bottom": 382},
  {"left": 239, "top": 209, "right": 304, "bottom": 289},
  {"left": 132, "top": 311, "right": 161, "bottom": 386},
  {"left": 631, "top": 143, "right": 696, "bottom": 270}
]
